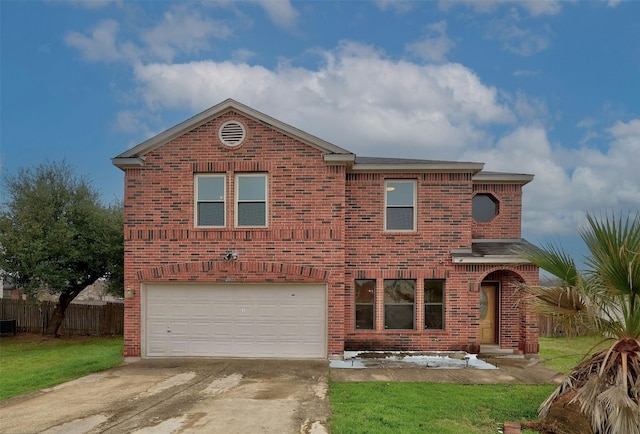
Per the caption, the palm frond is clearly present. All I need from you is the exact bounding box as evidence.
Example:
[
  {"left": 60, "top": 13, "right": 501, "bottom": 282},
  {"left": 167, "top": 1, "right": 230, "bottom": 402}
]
[
  {"left": 519, "top": 284, "right": 598, "bottom": 336},
  {"left": 534, "top": 213, "right": 640, "bottom": 432},
  {"left": 581, "top": 212, "right": 640, "bottom": 299},
  {"left": 521, "top": 241, "right": 579, "bottom": 286},
  {"left": 574, "top": 375, "right": 603, "bottom": 429}
]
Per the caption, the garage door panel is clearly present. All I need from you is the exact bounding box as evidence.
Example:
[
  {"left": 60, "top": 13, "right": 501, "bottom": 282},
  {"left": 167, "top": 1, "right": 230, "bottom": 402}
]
[
  {"left": 145, "top": 283, "right": 326, "bottom": 358},
  {"left": 189, "top": 322, "right": 210, "bottom": 337}
]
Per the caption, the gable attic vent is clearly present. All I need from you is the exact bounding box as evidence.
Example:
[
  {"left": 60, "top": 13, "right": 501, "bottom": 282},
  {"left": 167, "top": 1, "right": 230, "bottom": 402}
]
[{"left": 219, "top": 121, "right": 246, "bottom": 147}]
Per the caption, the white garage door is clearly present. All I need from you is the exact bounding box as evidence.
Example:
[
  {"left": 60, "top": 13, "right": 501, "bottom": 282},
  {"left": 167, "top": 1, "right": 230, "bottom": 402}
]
[{"left": 144, "top": 283, "right": 327, "bottom": 358}]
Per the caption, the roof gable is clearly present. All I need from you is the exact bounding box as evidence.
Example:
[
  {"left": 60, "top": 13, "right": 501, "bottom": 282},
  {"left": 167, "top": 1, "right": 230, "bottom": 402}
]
[
  {"left": 112, "top": 99, "right": 354, "bottom": 169},
  {"left": 111, "top": 99, "right": 533, "bottom": 183}
]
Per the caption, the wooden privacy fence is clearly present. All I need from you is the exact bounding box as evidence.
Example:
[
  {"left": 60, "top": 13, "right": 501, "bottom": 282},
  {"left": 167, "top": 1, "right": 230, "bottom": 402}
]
[
  {"left": 0, "top": 299, "right": 123, "bottom": 336},
  {"left": 538, "top": 315, "right": 587, "bottom": 337}
]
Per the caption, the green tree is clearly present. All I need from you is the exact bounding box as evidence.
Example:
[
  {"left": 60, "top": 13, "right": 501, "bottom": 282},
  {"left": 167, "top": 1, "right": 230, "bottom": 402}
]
[
  {"left": 523, "top": 213, "right": 640, "bottom": 433},
  {"left": 0, "top": 161, "right": 123, "bottom": 336}
]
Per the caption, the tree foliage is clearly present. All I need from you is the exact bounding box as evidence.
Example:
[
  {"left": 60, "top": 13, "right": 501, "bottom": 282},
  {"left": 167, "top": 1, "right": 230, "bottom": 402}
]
[
  {"left": 0, "top": 161, "right": 123, "bottom": 335},
  {"left": 522, "top": 212, "right": 640, "bottom": 433}
]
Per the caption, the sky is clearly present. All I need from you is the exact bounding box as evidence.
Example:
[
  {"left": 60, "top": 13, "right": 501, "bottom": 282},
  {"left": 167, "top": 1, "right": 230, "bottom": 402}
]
[{"left": 1, "top": 0, "right": 639, "bottom": 263}]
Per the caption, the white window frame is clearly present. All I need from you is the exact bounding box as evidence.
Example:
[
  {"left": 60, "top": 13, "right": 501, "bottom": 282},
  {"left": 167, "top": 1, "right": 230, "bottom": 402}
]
[
  {"left": 235, "top": 173, "right": 268, "bottom": 228},
  {"left": 384, "top": 180, "right": 417, "bottom": 232},
  {"left": 195, "top": 174, "right": 226, "bottom": 228}
]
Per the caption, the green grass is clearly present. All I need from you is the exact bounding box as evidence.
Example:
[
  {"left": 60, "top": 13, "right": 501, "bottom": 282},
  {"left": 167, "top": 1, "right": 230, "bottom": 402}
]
[
  {"left": 538, "top": 335, "right": 609, "bottom": 374},
  {"left": 329, "top": 336, "right": 605, "bottom": 433},
  {"left": 0, "top": 334, "right": 123, "bottom": 400},
  {"left": 329, "top": 382, "right": 555, "bottom": 434},
  {"left": 0, "top": 333, "right": 604, "bottom": 432}
]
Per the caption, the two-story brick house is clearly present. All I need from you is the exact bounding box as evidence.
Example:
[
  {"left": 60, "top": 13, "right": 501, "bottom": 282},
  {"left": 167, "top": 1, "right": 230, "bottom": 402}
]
[{"left": 112, "top": 99, "right": 539, "bottom": 359}]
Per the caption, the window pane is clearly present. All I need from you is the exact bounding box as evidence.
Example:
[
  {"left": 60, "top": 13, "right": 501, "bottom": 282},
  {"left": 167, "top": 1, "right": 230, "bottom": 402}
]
[
  {"left": 384, "top": 279, "right": 415, "bottom": 303},
  {"left": 237, "top": 202, "right": 266, "bottom": 226},
  {"left": 425, "top": 305, "right": 443, "bottom": 329},
  {"left": 386, "top": 182, "right": 414, "bottom": 206},
  {"left": 238, "top": 176, "right": 266, "bottom": 200},
  {"left": 355, "top": 305, "right": 374, "bottom": 330},
  {"left": 424, "top": 281, "right": 444, "bottom": 303},
  {"left": 385, "top": 305, "right": 414, "bottom": 329},
  {"left": 198, "top": 176, "right": 224, "bottom": 201},
  {"left": 198, "top": 202, "right": 224, "bottom": 226},
  {"left": 386, "top": 207, "right": 414, "bottom": 230},
  {"left": 384, "top": 280, "right": 415, "bottom": 329},
  {"left": 355, "top": 280, "right": 375, "bottom": 303},
  {"left": 473, "top": 194, "right": 498, "bottom": 222}
]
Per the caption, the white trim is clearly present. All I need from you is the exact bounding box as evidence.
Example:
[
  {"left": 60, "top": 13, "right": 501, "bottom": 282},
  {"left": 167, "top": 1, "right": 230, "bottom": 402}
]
[
  {"left": 452, "top": 256, "right": 528, "bottom": 264},
  {"left": 384, "top": 179, "right": 417, "bottom": 232},
  {"left": 235, "top": 173, "right": 268, "bottom": 228},
  {"left": 352, "top": 162, "right": 483, "bottom": 173},
  {"left": 194, "top": 174, "right": 226, "bottom": 228},
  {"left": 473, "top": 172, "right": 534, "bottom": 185},
  {"left": 218, "top": 120, "right": 246, "bottom": 147}
]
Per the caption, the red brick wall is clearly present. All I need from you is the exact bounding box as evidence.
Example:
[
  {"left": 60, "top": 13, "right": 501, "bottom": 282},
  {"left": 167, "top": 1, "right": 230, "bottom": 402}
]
[
  {"left": 342, "top": 172, "right": 538, "bottom": 353},
  {"left": 472, "top": 183, "right": 523, "bottom": 239},
  {"left": 122, "top": 111, "right": 346, "bottom": 357},
  {"left": 120, "top": 110, "right": 539, "bottom": 358},
  {"left": 343, "top": 172, "right": 480, "bottom": 352}
]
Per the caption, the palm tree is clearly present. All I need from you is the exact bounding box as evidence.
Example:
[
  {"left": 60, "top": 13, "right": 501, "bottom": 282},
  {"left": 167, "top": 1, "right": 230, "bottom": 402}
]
[{"left": 523, "top": 213, "right": 640, "bottom": 434}]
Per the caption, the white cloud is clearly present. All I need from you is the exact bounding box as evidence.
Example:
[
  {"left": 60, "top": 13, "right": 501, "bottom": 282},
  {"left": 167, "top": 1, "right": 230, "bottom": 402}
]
[
  {"left": 65, "top": 20, "right": 125, "bottom": 62},
  {"left": 485, "top": 12, "right": 552, "bottom": 56},
  {"left": 65, "top": 0, "right": 119, "bottom": 9},
  {"left": 141, "top": 5, "right": 232, "bottom": 63},
  {"left": 114, "top": 110, "right": 149, "bottom": 134},
  {"left": 463, "top": 125, "right": 584, "bottom": 235},
  {"left": 130, "top": 41, "right": 514, "bottom": 159},
  {"left": 231, "top": 48, "right": 257, "bottom": 63},
  {"left": 440, "top": 0, "right": 562, "bottom": 16},
  {"left": 512, "top": 69, "right": 540, "bottom": 77},
  {"left": 463, "top": 118, "right": 640, "bottom": 236},
  {"left": 254, "top": 0, "right": 298, "bottom": 28},
  {"left": 375, "top": 0, "right": 415, "bottom": 14},
  {"left": 65, "top": 5, "right": 231, "bottom": 64},
  {"left": 509, "top": 91, "right": 549, "bottom": 123},
  {"left": 64, "top": 5, "right": 635, "bottom": 243},
  {"left": 406, "top": 21, "right": 455, "bottom": 63}
]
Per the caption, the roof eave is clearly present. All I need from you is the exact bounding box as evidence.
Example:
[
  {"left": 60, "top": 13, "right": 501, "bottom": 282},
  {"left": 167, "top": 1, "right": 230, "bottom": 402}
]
[
  {"left": 473, "top": 172, "right": 534, "bottom": 185},
  {"left": 452, "top": 256, "right": 531, "bottom": 265},
  {"left": 112, "top": 157, "right": 146, "bottom": 170},
  {"left": 324, "top": 153, "right": 356, "bottom": 164},
  {"left": 349, "top": 162, "right": 484, "bottom": 173}
]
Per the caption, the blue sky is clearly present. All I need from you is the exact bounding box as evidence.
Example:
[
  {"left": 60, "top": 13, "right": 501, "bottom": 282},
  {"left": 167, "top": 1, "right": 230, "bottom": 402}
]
[{"left": 1, "top": 0, "right": 639, "bottom": 262}]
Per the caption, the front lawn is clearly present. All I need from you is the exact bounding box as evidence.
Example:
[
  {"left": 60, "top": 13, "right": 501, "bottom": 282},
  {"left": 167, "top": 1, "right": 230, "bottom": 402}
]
[
  {"left": 0, "top": 334, "right": 123, "bottom": 400},
  {"left": 329, "top": 336, "right": 603, "bottom": 433},
  {"left": 329, "top": 382, "right": 554, "bottom": 434},
  {"left": 0, "top": 333, "right": 604, "bottom": 432},
  {"left": 538, "top": 335, "right": 609, "bottom": 374}
]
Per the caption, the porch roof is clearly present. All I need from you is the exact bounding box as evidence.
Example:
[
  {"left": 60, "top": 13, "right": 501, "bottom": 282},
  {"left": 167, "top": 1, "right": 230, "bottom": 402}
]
[{"left": 451, "top": 239, "right": 538, "bottom": 264}]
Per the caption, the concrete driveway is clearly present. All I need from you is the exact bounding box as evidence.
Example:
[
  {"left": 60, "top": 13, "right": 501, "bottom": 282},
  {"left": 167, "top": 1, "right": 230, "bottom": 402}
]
[{"left": 0, "top": 359, "right": 330, "bottom": 434}]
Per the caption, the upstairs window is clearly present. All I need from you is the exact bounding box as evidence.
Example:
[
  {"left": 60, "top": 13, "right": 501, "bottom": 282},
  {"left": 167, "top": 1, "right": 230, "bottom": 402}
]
[
  {"left": 384, "top": 279, "right": 415, "bottom": 329},
  {"left": 472, "top": 193, "right": 498, "bottom": 222},
  {"left": 236, "top": 174, "right": 267, "bottom": 227},
  {"left": 424, "top": 280, "right": 445, "bottom": 330},
  {"left": 385, "top": 180, "right": 416, "bottom": 231},
  {"left": 355, "top": 279, "right": 375, "bottom": 330},
  {"left": 195, "top": 175, "right": 225, "bottom": 227}
]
